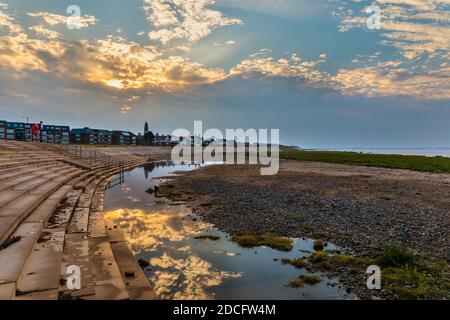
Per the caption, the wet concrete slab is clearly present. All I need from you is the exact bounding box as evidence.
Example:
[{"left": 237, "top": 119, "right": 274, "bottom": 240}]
[
  {"left": 110, "top": 241, "right": 158, "bottom": 300},
  {"left": 17, "top": 230, "right": 64, "bottom": 294},
  {"left": 68, "top": 208, "right": 90, "bottom": 233},
  {"left": 60, "top": 233, "right": 95, "bottom": 299},
  {"left": 0, "top": 222, "right": 42, "bottom": 284},
  {"left": 89, "top": 237, "right": 129, "bottom": 300}
]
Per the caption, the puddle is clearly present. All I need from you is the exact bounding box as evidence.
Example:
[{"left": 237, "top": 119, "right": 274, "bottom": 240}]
[{"left": 104, "top": 161, "right": 356, "bottom": 300}]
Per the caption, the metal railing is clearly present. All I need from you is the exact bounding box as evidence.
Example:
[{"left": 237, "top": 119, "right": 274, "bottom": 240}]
[{"left": 52, "top": 144, "right": 126, "bottom": 176}]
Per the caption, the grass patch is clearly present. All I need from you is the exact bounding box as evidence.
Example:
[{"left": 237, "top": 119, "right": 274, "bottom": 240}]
[
  {"left": 194, "top": 235, "right": 221, "bottom": 241},
  {"left": 375, "top": 244, "right": 417, "bottom": 268},
  {"left": 383, "top": 266, "right": 449, "bottom": 300},
  {"left": 231, "top": 233, "right": 293, "bottom": 252},
  {"left": 305, "top": 245, "right": 449, "bottom": 299},
  {"left": 376, "top": 246, "right": 449, "bottom": 299},
  {"left": 281, "top": 258, "right": 308, "bottom": 269},
  {"left": 280, "top": 150, "right": 450, "bottom": 173},
  {"left": 287, "top": 274, "right": 321, "bottom": 288},
  {"left": 308, "top": 251, "right": 328, "bottom": 264}
]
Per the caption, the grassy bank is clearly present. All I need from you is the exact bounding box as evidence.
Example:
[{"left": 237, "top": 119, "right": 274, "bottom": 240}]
[{"left": 280, "top": 150, "right": 450, "bottom": 173}]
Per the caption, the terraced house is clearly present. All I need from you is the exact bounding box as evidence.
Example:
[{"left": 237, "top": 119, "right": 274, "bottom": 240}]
[{"left": 0, "top": 120, "right": 70, "bottom": 144}]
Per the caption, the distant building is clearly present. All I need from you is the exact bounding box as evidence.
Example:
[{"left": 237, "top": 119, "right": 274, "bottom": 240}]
[
  {"left": 143, "top": 131, "right": 155, "bottom": 145},
  {"left": 0, "top": 120, "right": 6, "bottom": 140},
  {"left": 154, "top": 133, "right": 173, "bottom": 146},
  {"left": 42, "top": 124, "right": 70, "bottom": 144},
  {"left": 0, "top": 120, "right": 69, "bottom": 144},
  {"left": 70, "top": 127, "right": 95, "bottom": 144},
  {"left": 70, "top": 128, "right": 136, "bottom": 145},
  {"left": 111, "top": 131, "right": 136, "bottom": 145},
  {"left": 1, "top": 119, "right": 139, "bottom": 145}
]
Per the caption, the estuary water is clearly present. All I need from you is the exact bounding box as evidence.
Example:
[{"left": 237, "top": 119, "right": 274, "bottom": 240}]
[{"left": 104, "top": 161, "right": 356, "bottom": 300}]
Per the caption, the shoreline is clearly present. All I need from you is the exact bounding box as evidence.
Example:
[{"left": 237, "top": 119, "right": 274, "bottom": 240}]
[{"left": 158, "top": 160, "right": 449, "bottom": 299}]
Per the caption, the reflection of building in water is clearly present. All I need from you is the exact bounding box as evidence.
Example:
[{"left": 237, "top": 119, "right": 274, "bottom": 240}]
[{"left": 143, "top": 161, "right": 175, "bottom": 179}]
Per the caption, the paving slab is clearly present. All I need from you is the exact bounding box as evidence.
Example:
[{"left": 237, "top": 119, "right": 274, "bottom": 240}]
[
  {"left": 0, "top": 217, "right": 18, "bottom": 246},
  {"left": 60, "top": 233, "right": 95, "bottom": 299},
  {"left": 0, "top": 190, "right": 23, "bottom": 209},
  {"left": 89, "top": 237, "right": 129, "bottom": 300},
  {"left": 68, "top": 207, "right": 90, "bottom": 233},
  {"left": 77, "top": 190, "right": 95, "bottom": 208},
  {"left": 25, "top": 197, "right": 62, "bottom": 224},
  {"left": 0, "top": 283, "right": 15, "bottom": 300},
  {"left": 104, "top": 217, "right": 127, "bottom": 243},
  {"left": 0, "top": 194, "right": 43, "bottom": 218},
  {"left": 15, "top": 289, "right": 58, "bottom": 300},
  {"left": 110, "top": 241, "right": 158, "bottom": 300},
  {"left": 88, "top": 211, "right": 107, "bottom": 238},
  {"left": 16, "top": 230, "right": 64, "bottom": 293},
  {"left": 0, "top": 222, "right": 42, "bottom": 284}
]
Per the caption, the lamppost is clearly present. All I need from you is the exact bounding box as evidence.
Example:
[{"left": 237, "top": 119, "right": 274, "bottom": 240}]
[{"left": 22, "top": 116, "right": 29, "bottom": 124}]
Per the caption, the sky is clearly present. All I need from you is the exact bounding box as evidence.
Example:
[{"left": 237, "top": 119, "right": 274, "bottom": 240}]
[{"left": 0, "top": 0, "right": 449, "bottom": 148}]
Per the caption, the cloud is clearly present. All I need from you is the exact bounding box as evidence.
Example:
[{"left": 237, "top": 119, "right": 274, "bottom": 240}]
[
  {"left": 143, "top": 0, "right": 242, "bottom": 44},
  {"left": 0, "top": 10, "right": 66, "bottom": 72},
  {"left": 331, "top": 0, "right": 450, "bottom": 100},
  {"left": 121, "top": 104, "right": 131, "bottom": 114},
  {"left": 27, "top": 11, "right": 97, "bottom": 29},
  {"left": 337, "top": 0, "right": 450, "bottom": 59},
  {"left": 29, "top": 25, "right": 61, "bottom": 39},
  {"left": 213, "top": 40, "right": 236, "bottom": 47},
  {"left": 332, "top": 61, "right": 450, "bottom": 100},
  {"left": 0, "top": 8, "right": 23, "bottom": 33},
  {"left": 0, "top": 4, "right": 447, "bottom": 102},
  {"left": 229, "top": 51, "right": 329, "bottom": 84}
]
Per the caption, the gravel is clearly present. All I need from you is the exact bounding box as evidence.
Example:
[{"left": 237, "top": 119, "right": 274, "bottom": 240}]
[{"left": 165, "top": 162, "right": 449, "bottom": 259}]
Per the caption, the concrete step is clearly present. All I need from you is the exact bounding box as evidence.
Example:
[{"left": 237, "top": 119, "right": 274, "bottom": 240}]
[
  {"left": 16, "top": 229, "right": 64, "bottom": 295},
  {"left": 0, "top": 222, "right": 42, "bottom": 286},
  {"left": 0, "top": 158, "right": 64, "bottom": 170},
  {"left": 0, "top": 161, "right": 62, "bottom": 176},
  {"left": 25, "top": 185, "right": 73, "bottom": 224},
  {"left": 0, "top": 169, "right": 85, "bottom": 244},
  {"left": 0, "top": 154, "right": 63, "bottom": 161},
  {"left": 0, "top": 283, "right": 16, "bottom": 300},
  {"left": 88, "top": 237, "right": 129, "bottom": 300},
  {"left": 47, "top": 189, "right": 83, "bottom": 230},
  {"left": 0, "top": 162, "right": 65, "bottom": 182},
  {"left": 110, "top": 241, "right": 157, "bottom": 300},
  {"left": 59, "top": 233, "right": 96, "bottom": 299},
  {"left": 0, "top": 190, "right": 24, "bottom": 209},
  {"left": 14, "top": 289, "right": 58, "bottom": 300},
  {"left": 67, "top": 208, "right": 90, "bottom": 234}
]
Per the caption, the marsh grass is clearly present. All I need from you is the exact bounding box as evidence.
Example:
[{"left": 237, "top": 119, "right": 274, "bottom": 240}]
[
  {"left": 231, "top": 233, "right": 293, "bottom": 251},
  {"left": 287, "top": 274, "right": 321, "bottom": 288},
  {"left": 280, "top": 150, "right": 450, "bottom": 173},
  {"left": 281, "top": 258, "right": 308, "bottom": 268},
  {"left": 293, "top": 245, "right": 450, "bottom": 299}
]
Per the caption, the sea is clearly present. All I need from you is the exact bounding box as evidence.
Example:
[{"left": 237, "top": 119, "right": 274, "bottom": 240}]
[{"left": 326, "top": 148, "right": 450, "bottom": 158}]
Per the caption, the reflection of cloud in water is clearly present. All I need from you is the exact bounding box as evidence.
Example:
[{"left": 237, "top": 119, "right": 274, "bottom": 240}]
[
  {"left": 151, "top": 253, "right": 241, "bottom": 300},
  {"left": 104, "top": 207, "right": 241, "bottom": 300},
  {"left": 126, "top": 196, "right": 141, "bottom": 203},
  {"left": 105, "top": 208, "right": 210, "bottom": 252},
  {"left": 121, "top": 185, "right": 131, "bottom": 193}
]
